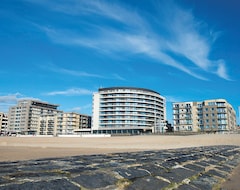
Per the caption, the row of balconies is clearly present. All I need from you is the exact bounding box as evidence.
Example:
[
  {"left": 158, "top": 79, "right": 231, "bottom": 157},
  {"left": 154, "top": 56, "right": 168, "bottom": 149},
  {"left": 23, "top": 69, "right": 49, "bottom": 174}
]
[
  {"left": 100, "top": 103, "right": 164, "bottom": 109},
  {"left": 100, "top": 98, "right": 164, "bottom": 105},
  {"left": 100, "top": 108, "right": 164, "bottom": 114},
  {"left": 99, "top": 112, "right": 164, "bottom": 117},
  {"left": 173, "top": 105, "right": 191, "bottom": 109},
  {"left": 99, "top": 122, "right": 154, "bottom": 127},
  {"left": 100, "top": 120, "right": 150, "bottom": 124},
  {"left": 100, "top": 117, "right": 155, "bottom": 121},
  {"left": 173, "top": 111, "right": 192, "bottom": 114},
  {"left": 100, "top": 93, "right": 163, "bottom": 100},
  {"left": 100, "top": 108, "right": 164, "bottom": 113}
]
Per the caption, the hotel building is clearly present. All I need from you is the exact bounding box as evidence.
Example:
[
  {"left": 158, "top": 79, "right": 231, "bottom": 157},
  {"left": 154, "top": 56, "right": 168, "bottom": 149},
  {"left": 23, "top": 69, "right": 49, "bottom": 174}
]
[
  {"left": 173, "top": 99, "right": 236, "bottom": 132},
  {"left": 92, "top": 87, "right": 166, "bottom": 134}
]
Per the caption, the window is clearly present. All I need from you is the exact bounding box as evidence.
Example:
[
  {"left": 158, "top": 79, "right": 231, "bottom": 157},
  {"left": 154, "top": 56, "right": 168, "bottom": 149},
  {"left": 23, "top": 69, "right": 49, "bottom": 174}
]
[
  {"left": 217, "top": 102, "right": 225, "bottom": 106},
  {"left": 208, "top": 102, "right": 216, "bottom": 106}
]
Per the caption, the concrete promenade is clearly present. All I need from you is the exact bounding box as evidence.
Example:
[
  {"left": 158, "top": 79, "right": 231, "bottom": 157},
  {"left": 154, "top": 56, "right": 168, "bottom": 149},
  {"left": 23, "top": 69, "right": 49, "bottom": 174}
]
[{"left": 1, "top": 145, "right": 240, "bottom": 189}]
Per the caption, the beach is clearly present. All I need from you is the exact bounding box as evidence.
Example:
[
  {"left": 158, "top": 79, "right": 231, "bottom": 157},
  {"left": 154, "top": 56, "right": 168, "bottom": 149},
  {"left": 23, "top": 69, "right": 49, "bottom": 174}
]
[
  {"left": 1, "top": 134, "right": 240, "bottom": 189},
  {"left": 1, "top": 134, "right": 240, "bottom": 162}
]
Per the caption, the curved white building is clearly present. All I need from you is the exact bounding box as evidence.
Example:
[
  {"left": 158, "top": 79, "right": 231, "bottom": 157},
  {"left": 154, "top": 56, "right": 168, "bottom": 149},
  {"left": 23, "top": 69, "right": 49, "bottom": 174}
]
[{"left": 92, "top": 87, "right": 166, "bottom": 134}]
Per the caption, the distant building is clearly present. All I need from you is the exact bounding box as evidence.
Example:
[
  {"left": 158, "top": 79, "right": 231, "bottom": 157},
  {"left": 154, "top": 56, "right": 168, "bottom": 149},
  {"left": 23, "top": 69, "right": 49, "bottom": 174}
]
[
  {"left": 92, "top": 87, "right": 166, "bottom": 134},
  {"left": 0, "top": 112, "right": 8, "bottom": 135},
  {"left": 8, "top": 100, "right": 59, "bottom": 135},
  {"left": 38, "top": 112, "right": 60, "bottom": 136},
  {"left": 8, "top": 100, "right": 92, "bottom": 136},
  {"left": 38, "top": 112, "right": 91, "bottom": 136},
  {"left": 57, "top": 112, "right": 91, "bottom": 135},
  {"left": 173, "top": 99, "right": 236, "bottom": 133},
  {"left": 238, "top": 106, "right": 240, "bottom": 125}
]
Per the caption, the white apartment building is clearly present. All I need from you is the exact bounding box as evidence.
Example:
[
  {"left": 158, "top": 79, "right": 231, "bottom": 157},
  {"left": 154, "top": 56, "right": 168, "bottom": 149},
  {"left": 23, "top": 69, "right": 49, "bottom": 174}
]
[
  {"left": 92, "top": 87, "right": 166, "bottom": 134},
  {"left": 8, "top": 100, "right": 59, "bottom": 135},
  {"left": 0, "top": 112, "right": 8, "bottom": 135},
  {"left": 173, "top": 99, "right": 236, "bottom": 132}
]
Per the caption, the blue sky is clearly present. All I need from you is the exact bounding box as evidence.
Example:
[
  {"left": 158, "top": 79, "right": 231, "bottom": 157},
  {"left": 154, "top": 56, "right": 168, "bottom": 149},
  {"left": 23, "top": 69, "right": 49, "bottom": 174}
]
[{"left": 1, "top": 0, "right": 240, "bottom": 123}]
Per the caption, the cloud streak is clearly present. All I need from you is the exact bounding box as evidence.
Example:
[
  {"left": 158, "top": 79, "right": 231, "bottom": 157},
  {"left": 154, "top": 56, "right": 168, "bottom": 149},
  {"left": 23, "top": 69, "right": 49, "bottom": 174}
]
[
  {"left": 29, "top": 0, "right": 230, "bottom": 80},
  {"left": 69, "top": 103, "right": 92, "bottom": 113},
  {"left": 38, "top": 63, "right": 126, "bottom": 81},
  {"left": 44, "top": 88, "right": 93, "bottom": 96}
]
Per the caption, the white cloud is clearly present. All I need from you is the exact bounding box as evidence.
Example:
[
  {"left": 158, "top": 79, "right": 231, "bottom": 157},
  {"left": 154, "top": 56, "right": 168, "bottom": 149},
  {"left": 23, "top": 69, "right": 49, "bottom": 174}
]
[
  {"left": 165, "top": 5, "right": 231, "bottom": 80},
  {"left": 30, "top": 0, "right": 229, "bottom": 80},
  {"left": 216, "top": 60, "right": 231, "bottom": 80},
  {"left": 45, "top": 88, "right": 93, "bottom": 96},
  {"left": 0, "top": 93, "right": 21, "bottom": 104},
  {"left": 0, "top": 93, "right": 40, "bottom": 113},
  {"left": 38, "top": 63, "right": 125, "bottom": 81},
  {"left": 69, "top": 103, "right": 92, "bottom": 114},
  {"left": 111, "top": 74, "right": 126, "bottom": 81},
  {"left": 164, "top": 95, "right": 184, "bottom": 103},
  {"left": 49, "top": 64, "right": 104, "bottom": 78}
]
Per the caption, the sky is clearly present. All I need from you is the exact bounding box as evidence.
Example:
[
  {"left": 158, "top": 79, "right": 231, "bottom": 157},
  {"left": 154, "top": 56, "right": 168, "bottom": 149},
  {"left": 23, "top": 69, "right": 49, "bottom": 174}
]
[{"left": 0, "top": 0, "right": 240, "bottom": 124}]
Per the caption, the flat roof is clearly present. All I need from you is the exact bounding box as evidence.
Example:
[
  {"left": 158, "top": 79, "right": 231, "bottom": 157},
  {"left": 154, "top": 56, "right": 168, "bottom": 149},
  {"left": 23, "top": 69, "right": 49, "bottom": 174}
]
[{"left": 99, "top": 87, "right": 160, "bottom": 95}]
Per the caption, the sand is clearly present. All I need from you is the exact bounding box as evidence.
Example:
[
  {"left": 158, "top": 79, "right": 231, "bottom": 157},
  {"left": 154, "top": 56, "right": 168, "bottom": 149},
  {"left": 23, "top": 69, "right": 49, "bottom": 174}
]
[
  {"left": 1, "top": 134, "right": 240, "bottom": 162},
  {"left": 1, "top": 134, "right": 240, "bottom": 189}
]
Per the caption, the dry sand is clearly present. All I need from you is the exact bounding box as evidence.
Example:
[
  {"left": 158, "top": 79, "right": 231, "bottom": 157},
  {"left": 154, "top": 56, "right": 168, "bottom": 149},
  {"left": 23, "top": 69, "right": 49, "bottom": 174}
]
[{"left": 1, "top": 134, "right": 240, "bottom": 162}]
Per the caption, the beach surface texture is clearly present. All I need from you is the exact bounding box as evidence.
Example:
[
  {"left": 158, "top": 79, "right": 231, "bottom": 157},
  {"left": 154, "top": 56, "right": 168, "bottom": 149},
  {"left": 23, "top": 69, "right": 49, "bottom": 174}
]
[{"left": 1, "top": 134, "right": 240, "bottom": 189}]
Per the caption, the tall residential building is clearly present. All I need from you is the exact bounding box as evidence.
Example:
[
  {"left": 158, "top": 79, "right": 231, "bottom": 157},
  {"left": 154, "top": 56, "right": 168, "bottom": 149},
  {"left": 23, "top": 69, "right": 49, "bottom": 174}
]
[
  {"left": 0, "top": 112, "right": 8, "bottom": 135},
  {"left": 8, "top": 100, "right": 59, "bottom": 135},
  {"left": 92, "top": 87, "right": 166, "bottom": 134},
  {"left": 173, "top": 99, "right": 236, "bottom": 132}
]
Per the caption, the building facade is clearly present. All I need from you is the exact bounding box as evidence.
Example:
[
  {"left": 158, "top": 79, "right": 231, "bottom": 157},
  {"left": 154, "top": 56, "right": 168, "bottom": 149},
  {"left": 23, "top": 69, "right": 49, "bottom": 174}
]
[
  {"left": 173, "top": 99, "right": 236, "bottom": 132},
  {"left": 57, "top": 112, "right": 91, "bottom": 135},
  {"left": 8, "top": 100, "right": 59, "bottom": 135},
  {"left": 92, "top": 87, "right": 166, "bottom": 134},
  {"left": 38, "top": 112, "right": 91, "bottom": 136},
  {"left": 38, "top": 113, "right": 60, "bottom": 136},
  {"left": 0, "top": 112, "right": 8, "bottom": 135},
  {"left": 8, "top": 100, "right": 92, "bottom": 136}
]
